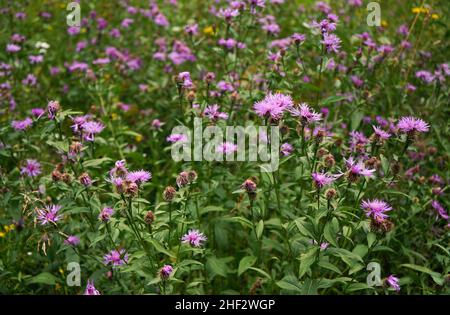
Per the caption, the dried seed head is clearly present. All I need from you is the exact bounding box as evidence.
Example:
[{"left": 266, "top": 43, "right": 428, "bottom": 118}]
[
  {"left": 325, "top": 188, "right": 337, "bottom": 200},
  {"left": 176, "top": 171, "right": 190, "bottom": 188},
  {"left": 125, "top": 180, "right": 138, "bottom": 196},
  {"left": 187, "top": 170, "right": 198, "bottom": 183},
  {"left": 324, "top": 154, "right": 335, "bottom": 168},
  {"left": 52, "top": 170, "right": 63, "bottom": 182},
  {"left": 163, "top": 186, "right": 177, "bottom": 201},
  {"left": 144, "top": 211, "right": 155, "bottom": 225}
]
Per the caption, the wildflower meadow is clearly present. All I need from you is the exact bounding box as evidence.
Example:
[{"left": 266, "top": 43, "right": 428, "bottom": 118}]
[{"left": 0, "top": 0, "right": 449, "bottom": 296}]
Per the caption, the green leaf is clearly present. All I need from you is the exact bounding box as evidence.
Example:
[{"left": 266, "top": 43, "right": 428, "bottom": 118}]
[
  {"left": 238, "top": 256, "right": 257, "bottom": 276},
  {"left": 400, "top": 264, "right": 444, "bottom": 285},
  {"left": 346, "top": 283, "right": 375, "bottom": 292},
  {"left": 200, "top": 206, "right": 226, "bottom": 215},
  {"left": 148, "top": 239, "right": 176, "bottom": 258},
  {"left": 83, "top": 157, "right": 112, "bottom": 168},
  {"left": 318, "top": 260, "right": 342, "bottom": 275},
  {"left": 323, "top": 221, "right": 338, "bottom": 247},
  {"left": 367, "top": 232, "right": 377, "bottom": 248},
  {"left": 248, "top": 267, "right": 272, "bottom": 279},
  {"left": 206, "top": 256, "right": 229, "bottom": 278},
  {"left": 276, "top": 276, "right": 302, "bottom": 292},
  {"left": 26, "top": 272, "right": 58, "bottom": 285},
  {"left": 256, "top": 220, "right": 264, "bottom": 239},
  {"left": 351, "top": 111, "right": 364, "bottom": 130},
  {"left": 298, "top": 247, "right": 318, "bottom": 278}
]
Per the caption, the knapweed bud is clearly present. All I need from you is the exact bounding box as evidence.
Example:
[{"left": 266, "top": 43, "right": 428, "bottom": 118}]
[
  {"left": 163, "top": 186, "right": 177, "bottom": 201},
  {"left": 279, "top": 124, "right": 290, "bottom": 136},
  {"left": 315, "top": 129, "right": 326, "bottom": 144},
  {"left": 99, "top": 207, "right": 114, "bottom": 222},
  {"left": 187, "top": 91, "right": 196, "bottom": 102},
  {"left": 428, "top": 146, "right": 437, "bottom": 155},
  {"left": 111, "top": 177, "right": 125, "bottom": 194},
  {"left": 47, "top": 100, "right": 60, "bottom": 119},
  {"left": 62, "top": 173, "right": 72, "bottom": 184},
  {"left": 432, "top": 187, "right": 443, "bottom": 196},
  {"left": 176, "top": 171, "right": 190, "bottom": 188},
  {"left": 204, "top": 72, "right": 215, "bottom": 84},
  {"left": 324, "top": 154, "right": 335, "bottom": 168},
  {"left": 69, "top": 141, "right": 83, "bottom": 155},
  {"left": 188, "top": 170, "right": 198, "bottom": 183},
  {"left": 79, "top": 172, "right": 92, "bottom": 187},
  {"left": 230, "top": 91, "right": 240, "bottom": 102},
  {"left": 365, "top": 157, "right": 380, "bottom": 170},
  {"left": 391, "top": 161, "right": 401, "bottom": 175},
  {"left": 144, "top": 211, "right": 155, "bottom": 225},
  {"left": 52, "top": 170, "right": 63, "bottom": 182},
  {"left": 125, "top": 180, "right": 138, "bottom": 196},
  {"left": 160, "top": 264, "right": 173, "bottom": 279},
  {"left": 241, "top": 178, "right": 257, "bottom": 200},
  {"left": 317, "top": 147, "right": 328, "bottom": 158},
  {"left": 325, "top": 188, "right": 337, "bottom": 200}
]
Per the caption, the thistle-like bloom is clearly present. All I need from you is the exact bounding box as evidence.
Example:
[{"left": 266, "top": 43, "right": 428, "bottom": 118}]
[
  {"left": 431, "top": 200, "right": 449, "bottom": 220},
  {"left": 84, "top": 280, "right": 100, "bottom": 295},
  {"left": 216, "top": 142, "right": 238, "bottom": 154},
  {"left": 181, "top": 229, "right": 207, "bottom": 247},
  {"left": 253, "top": 93, "right": 293, "bottom": 120},
  {"left": 289, "top": 103, "right": 322, "bottom": 125},
  {"left": 321, "top": 33, "right": 341, "bottom": 53},
  {"left": 344, "top": 156, "right": 376, "bottom": 179},
  {"left": 167, "top": 133, "right": 188, "bottom": 143},
  {"left": 36, "top": 204, "right": 63, "bottom": 225},
  {"left": 103, "top": 249, "right": 129, "bottom": 266},
  {"left": 11, "top": 117, "right": 33, "bottom": 131},
  {"left": 361, "top": 199, "right": 392, "bottom": 222},
  {"left": 47, "top": 100, "right": 60, "bottom": 119},
  {"left": 81, "top": 121, "right": 105, "bottom": 141},
  {"left": 203, "top": 104, "right": 228, "bottom": 121},
  {"left": 99, "top": 207, "right": 114, "bottom": 222},
  {"left": 20, "top": 159, "right": 41, "bottom": 177},
  {"left": 280, "top": 143, "right": 293, "bottom": 156},
  {"left": 312, "top": 172, "right": 336, "bottom": 189},
  {"left": 64, "top": 235, "right": 80, "bottom": 246},
  {"left": 397, "top": 116, "right": 429, "bottom": 134},
  {"left": 372, "top": 125, "right": 391, "bottom": 141},
  {"left": 126, "top": 170, "right": 152, "bottom": 185},
  {"left": 385, "top": 275, "right": 400, "bottom": 292},
  {"left": 160, "top": 264, "right": 173, "bottom": 279}
]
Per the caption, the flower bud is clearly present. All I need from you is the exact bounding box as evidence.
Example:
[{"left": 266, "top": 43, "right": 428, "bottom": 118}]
[
  {"left": 163, "top": 186, "right": 177, "bottom": 201},
  {"left": 144, "top": 211, "right": 155, "bottom": 225}
]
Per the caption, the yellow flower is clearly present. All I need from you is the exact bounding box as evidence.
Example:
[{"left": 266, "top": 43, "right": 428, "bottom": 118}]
[
  {"left": 0, "top": 232, "right": 6, "bottom": 238},
  {"left": 412, "top": 7, "right": 430, "bottom": 14},
  {"left": 111, "top": 113, "right": 118, "bottom": 121},
  {"left": 135, "top": 134, "right": 143, "bottom": 143},
  {"left": 381, "top": 20, "right": 388, "bottom": 27},
  {"left": 59, "top": 268, "right": 64, "bottom": 275},
  {"left": 431, "top": 14, "right": 439, "bottom": 20},
  {"left": 4, "top": 225, "right": 11, "bottom": 233},
  {"left": 203, "top": 26, "right": 215, "bottom": 36}
]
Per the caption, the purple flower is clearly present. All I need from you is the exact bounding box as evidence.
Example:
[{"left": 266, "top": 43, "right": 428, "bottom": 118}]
[
  {"left": 182, "top": 229, "right": 207, "bottom": 247},
  {"left": 361, "top": 199, "right": 392, "bottom": 222},
  {"left": 6, "top": 43, "right": 21, "bottom": 53},
  {"left": 64, "top": 235, "right": 80, "bottom": 246},
  {"left": 99, "top": 207, "right": 114, "bottom": 222},
  {"left": 47, "top": 100, "right": 60, "bottom": 119},
  {"left": 29, "top": 55, "right": 44, "bottom": 64},
  {"left": 216, "top": 142, "right": 238, "bottom": 154},
  {"left": 167, "top": 133, "right": 188, "bottom": 143},
  {"left": 280, "top": 143, "right": 293, "bottom": 156},
  {"left": 321, "top": 33, "right": 341, "bottom": 53},
  {"left": 126, "top": 170, "right": 152, "bottom": 185},
  {"left": 253, "top": 93, "right": 293, "bottom": 120},
  {"left": 84, "top": 280, "right": 100, "bottom": 295},
  {"left": 397, "top": 116, "right": 429, "bottom": 134},
  {"left": 291, "top": 33, "right": 306, "bottom": 43},
  {"left": 312, "top": 172, "right": 336, "bottom": 188},
  {"left": 12, "top": 117, "right": 33, "bottom": 131},
  {"left": 31, "top": 108, "right": 45, "bottom": 118},
  {"left": 431, "top": 200, "right": 449, "bottom": 220},
  {"left": 104, "top": 249, "right": 129, "bottom": 266},
  {"left": 372, "top": 126, "right": 391, "bottom": 140},
  {"left": 320, "top": 242, "right": 329, "bottom": 250},
  {"left": 289, "top": 103, "right": 322, "bottom": 125},
  {"left": 36, "top": 205, "right": 63, "bottom": 225},
  {"left": 20, "top": 159, "right": 41, "bottom": 177},
  {"left": 415, "top": 70, "right": 434, "bottom": 84},
  {"left": 344, "top": 157, "right": 376, "bottom": 178},
  {"left": 160, "top": 264, "right": 173, "bottom": 279},
  {"left": 81, "top": 121, "right": 105, "bottom": 141},
  {"left": 386, "top": 275, "right": 400, "bottom": 292},
  {"left": 204, "top": 104, "right": 228, "bottom": 121}
]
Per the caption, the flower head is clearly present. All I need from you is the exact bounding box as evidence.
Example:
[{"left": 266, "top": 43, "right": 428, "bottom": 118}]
[
  {"left": 99, "top": 207, "right": 114, "bottom": 222},
  {"left": 280, "top": 143, "right": 294, "bottom": 156},
  {"left": 81, "top": 121, "right": 105, "bottom": 141},
  {"left": 103, "top": 249, "right": 129, "bottom": 266},
  {"left": 20, "top": 159, "right": 41, "bottom": 177},
  {"left": 126, "top": 170, "right": 152, "bottom": 185},
  {"left": 167, "top": 133, "right": 188, "bottom": 143},
  {"left": 160, "top": 265, "right": 174, "bottom": 279},
  {"left": 216, "top": 142, "right": 238, "bottom": 154},
  {"left": 344, "top": 156, "right": 376, "bottom": 181},
  {"left": 386, "top": 275, "right": 400, "bottom": 292},
  {"left": 36, "top": 204, "right": 63, "bottom": 225},
  {"left": 64, "top": 235, "right": 80, "bottom": 246},
  {"left": 397, "top": 116, "right": 429, "bottom": 134},
  {"left": 84, "top": 280, "right": 100, "bottom": 295},
  {"left": 12, "top": 117, "right": 33, "bottom": 131},
  {"left": 253, "top": 93, "right": 293, "bottom": 121},
  {"left": 361, "top": 199, "right": 392, "bottom": 222},
  {"left": 372, "top": 125, "right": 391, "bottom": 141},
  {"left": 431, "top": 200, "right": 449, "bottom": 220},
  {"left": 181, "top": 229, "right": 207, "bottom": 247},
  {"left": 321, "top": 33, "right": 341, "bottom": 53},
  {"left": 312, "top": 172, "right": 337, "bottom": 189},
  {"left": 289, "top": 103, "right": 322, "bottom": 125}
]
